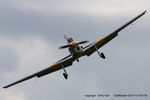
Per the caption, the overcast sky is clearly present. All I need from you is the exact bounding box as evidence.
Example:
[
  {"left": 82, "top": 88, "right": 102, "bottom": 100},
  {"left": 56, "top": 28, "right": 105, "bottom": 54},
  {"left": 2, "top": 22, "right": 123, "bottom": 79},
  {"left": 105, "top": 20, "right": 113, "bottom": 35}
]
[{"left": 0, "top": 0, "right": 150, "bottom": 100}]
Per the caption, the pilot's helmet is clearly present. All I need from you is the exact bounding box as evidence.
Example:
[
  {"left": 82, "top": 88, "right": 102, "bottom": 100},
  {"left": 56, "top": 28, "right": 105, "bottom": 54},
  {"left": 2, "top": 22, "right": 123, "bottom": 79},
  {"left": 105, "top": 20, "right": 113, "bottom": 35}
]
[{"left": 68, "top": 38, "right": 74, "bottom": 43}]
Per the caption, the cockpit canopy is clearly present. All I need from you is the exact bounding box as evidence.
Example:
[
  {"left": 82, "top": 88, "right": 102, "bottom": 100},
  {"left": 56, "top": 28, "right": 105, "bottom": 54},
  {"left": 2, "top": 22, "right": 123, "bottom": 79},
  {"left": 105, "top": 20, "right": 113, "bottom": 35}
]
[{"left": 68, "top": 38, "right": 74, "bottom": 43}]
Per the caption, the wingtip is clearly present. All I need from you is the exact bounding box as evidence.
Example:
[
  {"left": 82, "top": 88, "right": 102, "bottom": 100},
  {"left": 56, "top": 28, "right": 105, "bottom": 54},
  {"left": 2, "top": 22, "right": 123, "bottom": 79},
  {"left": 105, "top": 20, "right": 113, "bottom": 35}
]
[
  {"left": 3, "top": 84, "right": 10, "bottom": 89},
  {"left": 139, "top": 10, "right": 147, "bottom": 17},
  {"left": 143, "top": 10, "right": 147, "bottom": 15},
  {"left": 143, "top": 10, "right": 147, "bottom": 14},
  {"left": 3, "top": 83, "right": 15, "bottom": 89},
  {"left": 3, "top": 86, "right": 7, "bottom": 89}
]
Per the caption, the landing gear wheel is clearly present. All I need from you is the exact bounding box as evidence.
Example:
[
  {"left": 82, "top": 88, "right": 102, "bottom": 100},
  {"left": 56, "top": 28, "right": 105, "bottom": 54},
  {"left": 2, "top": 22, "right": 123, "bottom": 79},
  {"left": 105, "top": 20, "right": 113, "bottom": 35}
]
[
  {"left": 63, "top": 73, "right": 68, "bottom": 79},
  {"left": 100, "top": 53, "right": 105, "bottom": 59}
]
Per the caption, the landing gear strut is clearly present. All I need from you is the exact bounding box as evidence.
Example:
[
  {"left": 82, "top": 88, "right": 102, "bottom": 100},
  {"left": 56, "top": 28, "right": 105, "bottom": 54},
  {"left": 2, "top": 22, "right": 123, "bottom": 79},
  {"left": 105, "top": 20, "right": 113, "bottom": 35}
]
[
  {"left": 61, "top": 65, "right": 68, "bottom": 79},
  {"left": 95, "top": 45, "right": 105, "bottom": 59}
]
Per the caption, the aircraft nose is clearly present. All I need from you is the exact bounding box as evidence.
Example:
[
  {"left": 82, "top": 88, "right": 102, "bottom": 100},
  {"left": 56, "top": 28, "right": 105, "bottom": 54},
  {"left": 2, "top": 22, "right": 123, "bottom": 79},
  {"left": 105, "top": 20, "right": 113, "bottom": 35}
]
[{"left": 71, "top": 42, "right": 77, "bottom": 47}]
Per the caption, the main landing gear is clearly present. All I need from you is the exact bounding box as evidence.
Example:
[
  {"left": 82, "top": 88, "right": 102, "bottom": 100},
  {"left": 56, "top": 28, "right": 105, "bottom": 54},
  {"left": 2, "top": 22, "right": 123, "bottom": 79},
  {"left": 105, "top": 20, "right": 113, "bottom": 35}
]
[
  {"left": 61, "top": 65, "right": 68, "bottom": 79},
  {"left": 95, "top": 45, "right": 105, "bottom": 59}
]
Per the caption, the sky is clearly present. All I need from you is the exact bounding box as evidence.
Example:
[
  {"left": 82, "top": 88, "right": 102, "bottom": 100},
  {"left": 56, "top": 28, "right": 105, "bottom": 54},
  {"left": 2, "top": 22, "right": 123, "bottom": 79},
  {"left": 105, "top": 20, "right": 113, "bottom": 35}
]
[{"left": 0, "top": 0, "right": 150, "bottom": 100}]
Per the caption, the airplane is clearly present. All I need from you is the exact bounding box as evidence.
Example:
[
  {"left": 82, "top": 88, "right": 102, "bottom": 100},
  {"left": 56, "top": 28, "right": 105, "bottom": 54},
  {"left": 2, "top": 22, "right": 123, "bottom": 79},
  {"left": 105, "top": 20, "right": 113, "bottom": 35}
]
[{"left": 3, "top": 11, "right": 146, "bottom": 89}]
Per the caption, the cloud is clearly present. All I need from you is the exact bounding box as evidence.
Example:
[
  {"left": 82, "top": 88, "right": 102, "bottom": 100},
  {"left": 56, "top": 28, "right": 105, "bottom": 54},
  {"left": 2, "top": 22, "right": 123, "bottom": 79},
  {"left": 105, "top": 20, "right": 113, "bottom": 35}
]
[
  {"left": 1, "top": 36, "right": 58, "bottom": 84},
  {"left": 0, "top": 0, "right": 149, "bottom": 41},
  {"left": 6, "top": 0, "right": 149, "bottom": 16},
  {"left": 0, "top": 89, "right": 26, "bottom": 100},
  {"left": 0, "top": 0, "right": 150, "bottom": 100},
  {"left": 0, "top": 44, "right": 19, "bottom": 73}
]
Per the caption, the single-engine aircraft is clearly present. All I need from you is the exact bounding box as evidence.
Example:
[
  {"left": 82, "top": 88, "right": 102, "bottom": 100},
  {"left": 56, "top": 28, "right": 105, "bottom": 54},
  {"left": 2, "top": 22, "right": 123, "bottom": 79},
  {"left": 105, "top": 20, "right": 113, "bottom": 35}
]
[{"left": 3, "top": 11, "right": 146, "bottom": 88}]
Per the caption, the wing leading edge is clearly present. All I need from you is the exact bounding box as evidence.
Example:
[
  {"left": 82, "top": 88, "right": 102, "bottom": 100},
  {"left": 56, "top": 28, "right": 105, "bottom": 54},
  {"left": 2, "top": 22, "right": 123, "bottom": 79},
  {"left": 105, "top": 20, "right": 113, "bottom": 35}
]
[{"left": 84, "top": 11, "right": 146, "bottom": 56}]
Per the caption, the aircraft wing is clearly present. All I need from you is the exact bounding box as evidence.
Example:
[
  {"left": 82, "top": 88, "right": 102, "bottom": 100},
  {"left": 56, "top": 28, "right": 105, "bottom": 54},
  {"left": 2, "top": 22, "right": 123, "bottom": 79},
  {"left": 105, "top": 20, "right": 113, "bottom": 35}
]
[
  {"left": 84, "top": 11, "right": 146, "bottom": 56},
  {"left": 3, "top": 54, "right": 75, "bottom": 88}
]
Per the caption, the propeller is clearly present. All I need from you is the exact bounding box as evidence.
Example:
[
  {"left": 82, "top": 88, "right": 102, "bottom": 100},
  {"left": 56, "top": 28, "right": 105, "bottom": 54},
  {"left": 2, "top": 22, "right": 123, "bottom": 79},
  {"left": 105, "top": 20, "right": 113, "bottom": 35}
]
[
  {"left": 78, "top": 40, "right": 89, "bottom": 44},
  {"left": 59, "top": 40, "right": 89, "bottom": 49}
]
